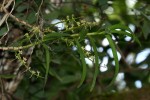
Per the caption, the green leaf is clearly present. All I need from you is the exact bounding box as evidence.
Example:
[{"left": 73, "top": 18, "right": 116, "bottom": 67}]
[
  {"left": 43, "top": 32, "right": 70, "bottom": 41},
  {"left": 75, "top": 40, "right": 87, "bottom": 88},
  {"left": 44, "top": 11, "right": 59, "bottom": 20},
  {"left": 108, "top": 24, "right": 133, "bottom": 33},
  {"left": 26, "top": 12, "right": 37, "bottom": 24},
  {"left": 48, "top": 67, "right": 62, "bottom": 82},
  {"left": 142, "top": 20, "right": 150, "bottom": 39},
  {"left": 43, "top": 44, "right": 51, "bottom": 85},
  {"left": 106, "top": 24, "right": 133, "bottom": 38},
  {"left": 61, "top": 75, "right": 79, "bottom": 84},
  {"left": 105, "top": 34, "right": 119, "bottom": 88},
  {"left": 0, "top": 27, "right": 7, "bottom": 36},
  {"left": 0, "top": 74, "right": 16, "bottom": 79},
  {"left": 79, "top": 28, "right": 88, "bottom": 41},
  {"left": 16, "top": 4, "right": 28, "bottom": 12},
  {"left": 88, "top": 36, "right": 99, "bottom": 91},
  {"left": 132, "top": 33, "right": 141, "bottom": 46},
  {"left": 110, "top": 30, "right": 132, "bottom": 37},
  {"left": 141, "top": 11, "right": 150, "bottom": 21},
  {"left": 107, "top": 24, "right": 141, "bottom": 46}
]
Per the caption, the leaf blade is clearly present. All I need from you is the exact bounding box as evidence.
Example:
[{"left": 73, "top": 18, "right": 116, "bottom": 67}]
[
  {"left": 75, "top": 40, "right": 87, "bottom": 88},
  {"left": 88, "top": 36, "right": 99, "bottom": 91},
  {"left": 107, "top": 24, "right": 141, "bottom": 46},
  {"left": 43, "top": 44, "right": 51, "bottom": 85},
  {"left": 105, "top": 34, "right": 119, "bottom": 88},
  {"left": 108, "top": 24, "right": 132, "bottom": 33},
  {"left": 43, "top": 32, "right": 70, "bottom": 41},
  {"left": 0, "top": 74, "right": 16, "bottom": 79}
]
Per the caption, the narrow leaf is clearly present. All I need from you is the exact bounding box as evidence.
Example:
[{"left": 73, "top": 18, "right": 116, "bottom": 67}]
[
  {"left": 108, "top": 24, "right": 132, "bottom": 33},
  {"left": 75, "top": 40, "right": 87, "bottom": 88},
  {"left": 43, "top": 44, "right": 51, "bottom": 85},
  {"left": 106, "top": 35, "right": 119, "bottom": 88},
  {"left": 61, "top": 75, "right": 80, "bottom": 84},
  {"left": 48, "top": 67, "right": 62, "bottom": 81},
  {"left": 43, "top": 32, "right": 70, "bottom": 41},
  {"left": 0, "top": 74, "right": 16, "bottom": 79},
  {"left": 108, "top": 24, "right": 141, "bottom": 46},
  {"left": 88, "top": 36, "right": 99, "bottom": 91},
  {"left": 110, "top": 30, "right": 132, "bottom": 37},
  {"left": 132, "top": 33, "right": 141, "bottom": 46},
  {"left": 79, "top": 28, "right": 88, "bottom": 41}
]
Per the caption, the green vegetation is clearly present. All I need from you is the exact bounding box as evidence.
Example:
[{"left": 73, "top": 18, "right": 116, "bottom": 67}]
[{"left": 0, "top": 0, "right": 150, "bottom": 100}]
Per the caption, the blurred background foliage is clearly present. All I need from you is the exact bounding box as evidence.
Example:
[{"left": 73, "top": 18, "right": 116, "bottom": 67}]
[{"left": 0, "top": 0, "right": 150, "bottom": 100}]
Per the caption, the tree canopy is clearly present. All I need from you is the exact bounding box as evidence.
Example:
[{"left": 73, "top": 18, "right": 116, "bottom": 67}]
[{"left": 0, "top": 0, "right": 150, "bottom": 100}]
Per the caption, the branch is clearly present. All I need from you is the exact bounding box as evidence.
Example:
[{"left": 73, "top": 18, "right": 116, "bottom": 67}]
[
  {"left": 0, "top": 30, "right": 105, "bottom": 51},
  {"left": 0, "top": 0, "right": 14, "bottom": 26},
  {"left": 3, "top": 9, "right": 33, "bottom": 28}
]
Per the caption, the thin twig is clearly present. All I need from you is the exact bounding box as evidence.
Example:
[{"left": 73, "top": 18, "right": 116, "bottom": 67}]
[
  {"left": 0, "top": 30, "right": 105, "bottom": 51},
  {"left": 2, "top": 4, "right": 34, "bottom": 28},
  {"left": 0, "top": 0, "right": 16, "bottom": 40},
  {"left": 0, "top": 0, "right": 14, "bottom": 26},
  {"left": 9, "top": 12, "right": 33, "bottom": 28},
  {"left": 0, "top": 41, "right": 41, "bottom": 50}
]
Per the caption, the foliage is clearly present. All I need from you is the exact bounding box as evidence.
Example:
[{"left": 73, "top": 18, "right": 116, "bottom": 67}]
[{"left": 0, "top": 0, "right": 150, "bottom": 100}]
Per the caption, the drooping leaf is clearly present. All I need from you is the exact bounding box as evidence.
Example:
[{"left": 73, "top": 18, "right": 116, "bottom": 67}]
[
  {"left": 105, "top": 34, "right": 119, "bottom": 88},
  {"left": 110, "top": 30, "right": 132, "bottom": 37},
  {"left": 75, "top": 40, "right": 87, "bottom": 88},
  {"left": 43, "top": 44, "right": 51, "bottom": 85},
  {"left": 132, "top": 33, "right": 141, "bottom": 46},
  {"left": 107, "top": 24, "right": 141, "bottom": 46},
  {"left": 108, "top": 24, "right": 133, "bottom": 33},
  {"left": 88, "top": 36, "right": 99, "bottom": 91}
]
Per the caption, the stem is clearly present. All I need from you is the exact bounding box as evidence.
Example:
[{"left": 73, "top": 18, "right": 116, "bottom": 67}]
[
  {"left": 0, "top": 31, "right": 105, "bottom": 51},
  {"left": 0, "top": 41, "right": 41, "bottom": 50},
  {"left": 70, "top": 31, "right": 105, "bottom": 37}
]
